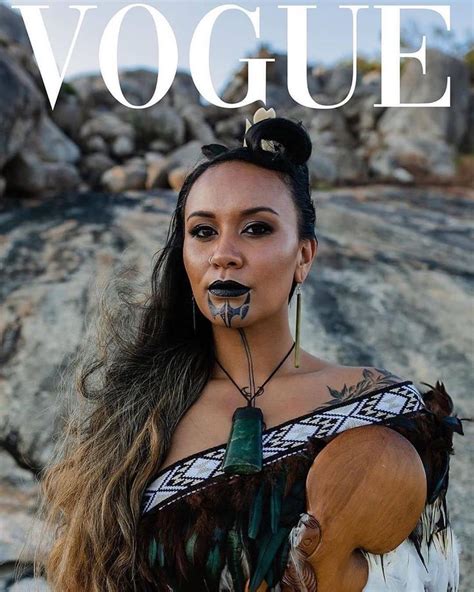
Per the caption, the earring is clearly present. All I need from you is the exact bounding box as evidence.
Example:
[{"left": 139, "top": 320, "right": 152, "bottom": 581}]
[
  {"left": 192, "top": 295, "right": 197, "bottom": 334},
  {"left": 294, "top": 283, "right": 302, "bottom": 368}
]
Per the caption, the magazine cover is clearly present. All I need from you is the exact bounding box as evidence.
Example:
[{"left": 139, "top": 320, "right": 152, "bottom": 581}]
[{"left": 0, "top": 1, "right": 472, "bottom": 590}]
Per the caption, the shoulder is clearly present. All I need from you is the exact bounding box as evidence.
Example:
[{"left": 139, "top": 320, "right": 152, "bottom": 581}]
[{"left": 318, "top": 364, "right": 412, "bottom": 400}]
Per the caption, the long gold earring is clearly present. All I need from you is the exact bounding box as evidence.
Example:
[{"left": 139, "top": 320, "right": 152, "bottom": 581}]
[
  {"left": 294, "top": 283, "right": 302, "bottom": 368},
  {"left": 192, "top": 295, "right": 197, "bottom": 334}
]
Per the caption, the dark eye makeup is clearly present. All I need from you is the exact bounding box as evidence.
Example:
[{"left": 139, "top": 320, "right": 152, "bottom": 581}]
[{"left": 188, "top": 222, "right": 273, "bottom": 239}]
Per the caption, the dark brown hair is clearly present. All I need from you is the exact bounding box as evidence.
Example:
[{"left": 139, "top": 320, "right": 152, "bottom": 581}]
[{"left": 31, "top": 115, "right": 317, "bottom": 591}]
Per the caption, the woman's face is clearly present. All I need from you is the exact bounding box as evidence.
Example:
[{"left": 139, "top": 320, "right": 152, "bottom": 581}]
[{"left": 183, "top": 160, "right": 315, "bottom": 329}]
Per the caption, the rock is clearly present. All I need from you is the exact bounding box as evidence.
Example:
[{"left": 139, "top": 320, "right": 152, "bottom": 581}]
[
  {"left": 69, "top": 69, "right": 172, "bottom": 111},
  {"left": 145, "top": 153, "right": 168, "bottom": 190},
  {"left": 215, "top": 114, "right": 245, "bottom": 140},
  {"left": 149, "top": 139, "right": 173, "bottom": 153},
  {"left": 168, "top": 70, "right": 201, "bottom": 112},
  {"left": 8, "top": 578, "right": 51, "bottom": 591},
  {"left": 377, "top": 49, "right": 470, "bottom": 147},
  {"left": 0, "top": 48, "right": 43, "bottom": 169},
  {"left": 3, "top": 151, "right": 81, "bottom": 196},
  {"left": 369, "top": 50, "right": 470, "bottom": 183},
  {"left": 119, "top": 104, "right": 185, "bottom": 150},
  {"left": 168, "top": 166, "right": 188, "bottom": 191},
  {"left": 220, "top": 47, "right": 318, "bottom": 110},
  {"left": 33, "top": 115, "right": 81, "bottom": 164},
  {"left": 144, "top": 151, "right": 165, "bottom": 164},
  {"left": 84, "top": 135, "right": 108, "bottom": 154},
  {"left": 461, "top": 90, "right": 474, "bottom": 153},
  {"left": 0, "top": 186, "right": 472, "bottom": 585},
  {"left": 0, "top": 452, "right": 48, "bottom": 571},
  {"left": 308, "top": 151, "right": 338, "bottom": 185},
  {"left": 309, "top": 110, "right": 354, "bottom": 147},
  {"left": 309, "top": 146, "right": 367, "bottom": 186},
  {"left": 79, "top": 112, "right": 135, "bottom": 144},
  {"left": 323, "top": 63, "right": 359, "bottom": 99},
  {"left": 112, "top": 135, "right": 135, "bottom": 158},
  {"left": 101, "top": 162, "right": 146, "bottom": 193},
  {"left": 369, "top": 136, "right": 456, "bottom": 183},
  {"left": 80, "top": 153, "right": 116, "bottom": 186},
  {"left": 49, "top": 91, "right": 86, "bottom": 143},
  {"left": 341, "top": 75, "right": 384, "bottom": 138},
  {"left": 181, "top": 105, "right": 215, "bottom": 144},
  {"left": 160, "top": 141, "right": 205, "bottom": 187},
  {"left": 0, "top": 4, "right": 31, "bottom": 48}
]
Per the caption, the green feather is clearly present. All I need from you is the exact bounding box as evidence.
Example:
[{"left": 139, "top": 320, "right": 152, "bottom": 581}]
[
  {"left": 157, "top": 541, "right": 166, "bottom": 567},
  {"left": 270, "top": 471, "right": 287, "bottom": 533},
  {"left": 185, "top": 531, "right": 198, "bottom": 565},
  {"left": 249, "top": 526, "right": 292, "bottom": 592},
  {"left": 206, "top": 542, "right": 223, "bottom": 585},
  {"left": 275, "top": 537, "right": 291, "bottom": 582},
  {"left": 148, "top": 537, "right": 158, "bottom": 566},
  {"left": 248, "top": 481, "right": 265, "bottom": 539},
  {"left": 227, "top": 525, "right": 246, "bottom": 591},
  {"left": 205, "top": 526, "right": 226, "bottom": 587},
  {"left": 280, "top": 476, "right": 306, "bottom": 523}
]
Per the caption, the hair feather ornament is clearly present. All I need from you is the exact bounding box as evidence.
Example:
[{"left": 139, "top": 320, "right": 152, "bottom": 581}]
[
  {"left": 201, "top": 106, "right": 281, "bottom": 161},
  {"left": 243, "top": 107, "right": 279, "bottom": 153}
]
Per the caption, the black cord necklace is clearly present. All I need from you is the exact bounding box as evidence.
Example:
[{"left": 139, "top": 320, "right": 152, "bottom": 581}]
[{"left": 215, "top": 341, "right": 296, "bottom": 475}]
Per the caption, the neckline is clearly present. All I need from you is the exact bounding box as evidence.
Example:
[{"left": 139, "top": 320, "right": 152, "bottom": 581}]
[{"left": 152, "top": 379, "right": 415, "bottom": 481}]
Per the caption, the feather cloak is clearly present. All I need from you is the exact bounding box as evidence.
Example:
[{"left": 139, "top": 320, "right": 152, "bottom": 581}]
[{"left": 137, "top": 380, "right": 467, "bottom": 592}]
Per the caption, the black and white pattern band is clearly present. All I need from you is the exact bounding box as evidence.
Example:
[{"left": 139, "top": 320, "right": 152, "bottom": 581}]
[{"left": 141, "top": 381, "right": 425, "bottom": 516}]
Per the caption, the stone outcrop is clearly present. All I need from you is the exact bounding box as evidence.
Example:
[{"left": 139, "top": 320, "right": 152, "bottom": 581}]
[
  {"left": 0, "top": 2, "right": 472, "bottom": 198},
  {"left": 369, "top": 49, "right": 471, "bottom": 183},
  {"left": 0, "top": 185, "right": 472, "bottom": 589}
]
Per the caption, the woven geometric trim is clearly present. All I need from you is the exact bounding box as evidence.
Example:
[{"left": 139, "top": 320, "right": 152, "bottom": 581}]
[{"left": 141, "top": 381, "right": 425, "bottom": 515}]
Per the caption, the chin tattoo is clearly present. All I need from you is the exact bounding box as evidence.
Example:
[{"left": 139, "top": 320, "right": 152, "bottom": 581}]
[{"left": 207, "top": 292, "right": 251, "bottom": 328}]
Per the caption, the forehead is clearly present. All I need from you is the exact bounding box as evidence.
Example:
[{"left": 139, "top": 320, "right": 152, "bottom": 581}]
[{"left": 185, "top": 160, "right": 293, "bottom": 215}]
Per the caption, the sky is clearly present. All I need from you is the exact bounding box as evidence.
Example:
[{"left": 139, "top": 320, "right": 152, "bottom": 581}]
[{"left": 2, "top": 0, "right": 473, "bottom": 95}]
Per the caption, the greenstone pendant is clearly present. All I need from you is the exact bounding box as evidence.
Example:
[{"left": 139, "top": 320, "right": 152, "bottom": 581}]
[{"left": 222, "top": 406, "right": 264, "bottom": 474}]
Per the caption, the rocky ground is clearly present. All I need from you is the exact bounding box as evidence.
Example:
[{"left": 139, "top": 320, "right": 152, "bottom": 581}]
[{"left": 0, "top": 184, "right": 473, "bottom": 590}]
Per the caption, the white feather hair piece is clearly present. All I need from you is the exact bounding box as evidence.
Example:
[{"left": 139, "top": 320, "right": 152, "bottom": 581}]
[{"left": 243, "top": 106, "right": 277, "bottom": 152}]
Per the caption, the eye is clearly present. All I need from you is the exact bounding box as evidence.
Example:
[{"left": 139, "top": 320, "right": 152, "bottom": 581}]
[
  {"left": 188, "top": 222, "right": 273, "bottom": 239},
  {"left": 244, "top": 222, "right": 273, "bottom": 236},
  {"left": 189, "top": 225, "right": 215, "bottom": 239}
]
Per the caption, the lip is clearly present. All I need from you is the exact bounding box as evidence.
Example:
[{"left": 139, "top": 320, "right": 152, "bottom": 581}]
[{"left": 208, "top": 279, "right": 250, "bottom": 298}]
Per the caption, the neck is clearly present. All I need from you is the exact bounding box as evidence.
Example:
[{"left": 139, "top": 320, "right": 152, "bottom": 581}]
[{"left": 210, "top": 308, "right": 297, "bottom": 387}]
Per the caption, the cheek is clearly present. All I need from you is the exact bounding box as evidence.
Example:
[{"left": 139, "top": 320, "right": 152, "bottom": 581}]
[
  {"left": 183, "top": 240, "right": 204, "bottom": 282},
  {"left": 252, "top": 244, "right": 297, "bottom": 305}
]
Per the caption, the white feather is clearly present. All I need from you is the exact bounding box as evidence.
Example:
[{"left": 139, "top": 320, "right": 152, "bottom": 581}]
[{"left": 362, "top": 498, "right": 461, "bottom": 592}]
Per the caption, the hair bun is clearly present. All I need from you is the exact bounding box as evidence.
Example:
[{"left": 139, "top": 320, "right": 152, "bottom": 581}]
[{"left": 244, "top": 117, "right": 312, "bottom": 166}]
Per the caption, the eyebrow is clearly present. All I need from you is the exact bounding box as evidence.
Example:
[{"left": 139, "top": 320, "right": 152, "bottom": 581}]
[{"left": 186, "top": 206, "right": 280, "bottom": 222}]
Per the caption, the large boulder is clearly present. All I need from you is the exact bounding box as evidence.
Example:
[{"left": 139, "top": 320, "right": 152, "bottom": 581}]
[
  {"left": 0, "top": 4, "right": 31, "bottom": 48},
  {"left": 101, "top": 159, "right": 147, "bottom": 192},
  {"left": 0, "top": 185, "right": 472, "bottom": 586},
  {"left": 0, "top": 48, "right": 43, "bottom": 169},
  {"left": 33, "top": 115, "right": 81, "bottom": 164},
  {"left": 378, "top": 49, "right": 470, "bottom": 146},
  {"left": 79, "top": 112, "right": 135, "bottom": 144},
  {"left": 117, "top": 104, "right": 186, "bottom": 150},
  {"left": 69, "top": 69, "right": 173, "bottom": 111},
  {"left": 3, "top": 150, "right": 81, "bottom": 196},
  {"left": 370, "top": 50, "right": 470, "bottom": 182},
  {"left": 220, "top": 46, "right": 320, "bottom": 111}
]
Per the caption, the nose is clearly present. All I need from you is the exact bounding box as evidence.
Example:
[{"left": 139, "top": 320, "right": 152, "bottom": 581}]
[{"left": 209, "top": 232, "right": 243, "bottom": 268}]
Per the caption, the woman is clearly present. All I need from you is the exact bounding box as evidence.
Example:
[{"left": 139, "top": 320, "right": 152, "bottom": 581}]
[{"left": 37, "top": 109, "right": 465, "bottom": 591}]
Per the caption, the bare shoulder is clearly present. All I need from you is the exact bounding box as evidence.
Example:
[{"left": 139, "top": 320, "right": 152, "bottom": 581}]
[{"left": 312, "top": 364, "right": 411, "bottom": 407}]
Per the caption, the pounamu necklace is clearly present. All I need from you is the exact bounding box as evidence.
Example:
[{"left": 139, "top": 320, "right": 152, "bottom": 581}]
[{"left": 216, "top": 340, "right": 296, "bottom": 475}]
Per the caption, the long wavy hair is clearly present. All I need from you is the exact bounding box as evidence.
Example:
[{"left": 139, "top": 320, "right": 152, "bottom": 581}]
[{"left": 29, "top": 115, "right": 317, "bottom": 591}]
